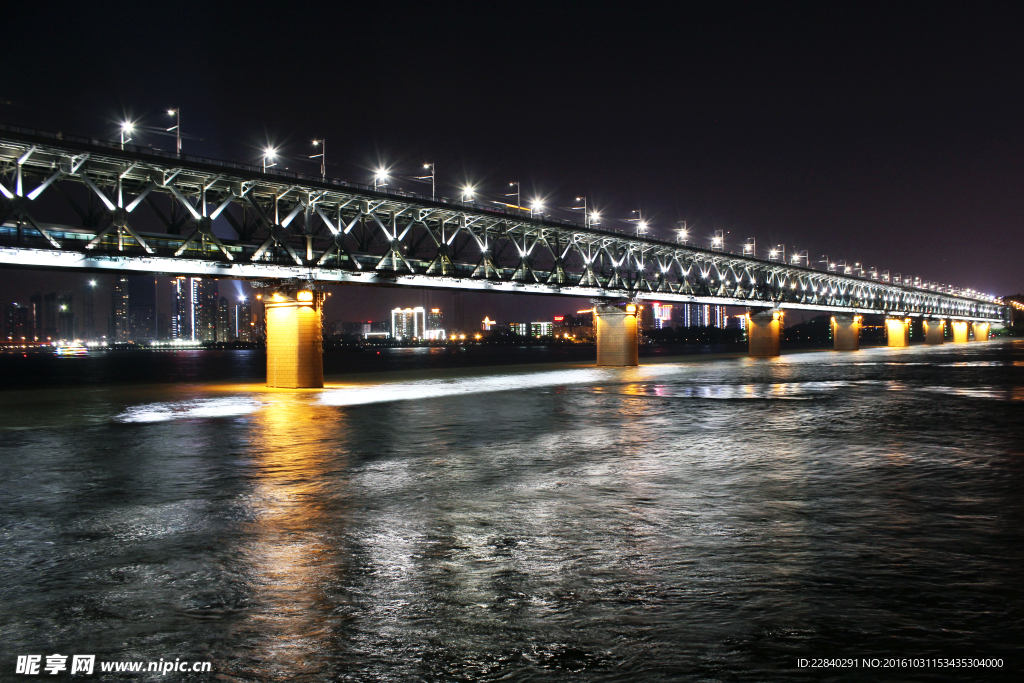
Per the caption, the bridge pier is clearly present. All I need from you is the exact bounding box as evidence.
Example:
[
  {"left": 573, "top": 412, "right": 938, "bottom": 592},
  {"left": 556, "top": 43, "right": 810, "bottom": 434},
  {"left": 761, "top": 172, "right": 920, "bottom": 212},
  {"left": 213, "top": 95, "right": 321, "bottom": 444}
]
[
  {"left": 923, "top": 319, "right": 945, "bottom": 345},
  {"left": 832, "top": 314, "right": 860, "bottom": 351},
  {"left": 951, "top": 320, "right": 969, "bottom": 343},
  {"left": 595, "top": 302, "right": 639, "bottom": 366},
  {"left": 747, "top": 309, "right": 781, "bottom": 357},
  {"left": 973, "top": 322, "right": 990, "bottom": 341},
  {"left": 886, "top": 318, "right": 910, "bottom": 347},
  {"left": 264, "top": 287, "right": 324, "bottom": 388}
]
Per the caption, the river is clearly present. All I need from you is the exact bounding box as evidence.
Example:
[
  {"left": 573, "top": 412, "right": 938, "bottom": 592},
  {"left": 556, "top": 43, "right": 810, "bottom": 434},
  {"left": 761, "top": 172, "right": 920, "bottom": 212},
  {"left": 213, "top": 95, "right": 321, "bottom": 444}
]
[{"left": 1, "top": 341, "right": 1022, "bottom": 681}]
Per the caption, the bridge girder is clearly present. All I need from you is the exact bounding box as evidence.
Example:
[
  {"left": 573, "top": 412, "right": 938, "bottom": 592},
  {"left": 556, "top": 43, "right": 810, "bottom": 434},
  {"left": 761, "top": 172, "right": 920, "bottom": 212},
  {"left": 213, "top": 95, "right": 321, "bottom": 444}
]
[{"left": 0, "top": 126, "right": 1007, "bottom": 323}]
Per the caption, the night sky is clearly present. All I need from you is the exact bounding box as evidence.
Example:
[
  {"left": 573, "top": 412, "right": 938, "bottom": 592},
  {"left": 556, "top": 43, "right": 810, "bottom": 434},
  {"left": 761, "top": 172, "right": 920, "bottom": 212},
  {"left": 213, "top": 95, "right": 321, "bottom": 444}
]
[{"left": 2, "top": 3, "right": 1021, "bottom": 327}]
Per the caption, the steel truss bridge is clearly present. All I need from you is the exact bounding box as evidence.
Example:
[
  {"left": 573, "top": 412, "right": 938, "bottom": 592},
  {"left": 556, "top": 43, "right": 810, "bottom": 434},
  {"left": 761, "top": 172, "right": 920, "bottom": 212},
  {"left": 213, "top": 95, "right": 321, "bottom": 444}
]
[{"left": 0, "top": 127, "right": 1006, "bottom": 323}]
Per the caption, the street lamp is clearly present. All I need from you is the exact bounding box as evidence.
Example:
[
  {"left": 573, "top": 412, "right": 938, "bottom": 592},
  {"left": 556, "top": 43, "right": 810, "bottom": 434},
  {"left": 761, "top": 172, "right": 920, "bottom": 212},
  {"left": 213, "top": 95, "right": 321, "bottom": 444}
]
[
  {"left": 630, "top": 210, "right": 649, "bottom": 236},
  {"left": 507, "top": 182, "right": 521, "bottom": 212},
  {"left": 420, "top": 163, "right": 435, "bottom": 199},
  {"left": 743, "top": 238, "right": 756, "bottom": 257},
  {"left": 529, "top": 199, "right": 544, "bottom": 218},
  {"left": 119, "top": 120, "right": 135, "bottom": 150},
  {"left": 574, "top": 196, "right": 588, "bottom": 227},
  {"left": 711, "top": 230, "right": 724, "bottom": 251},
  {"left": 374, "top": 168, "right": 389, "bottom": 190},
  {"left": 589, "top": 210, "right": 601, "bottom": 227},
  {"left": 262, "top": 146, "right": 278, "bottom": 172},
  {"left": 309, "top": 139, "right": 326, "bottom": 180},
  {"left": 461, "top": 185, "right": 475, "bottom": 202},
  {"left": 166, "top": 108, "right": 181, "bottom": 156},
  {"left": 676, "top": 220, "right": 689, "bottom": 244}
]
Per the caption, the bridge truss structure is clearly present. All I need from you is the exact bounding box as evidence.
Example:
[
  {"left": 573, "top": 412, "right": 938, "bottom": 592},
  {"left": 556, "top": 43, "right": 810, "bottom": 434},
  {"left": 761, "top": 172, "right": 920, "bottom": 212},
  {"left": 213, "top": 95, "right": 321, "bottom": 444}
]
[{"left": 0, "top": 127, "right": 1007, "bottom": 323}]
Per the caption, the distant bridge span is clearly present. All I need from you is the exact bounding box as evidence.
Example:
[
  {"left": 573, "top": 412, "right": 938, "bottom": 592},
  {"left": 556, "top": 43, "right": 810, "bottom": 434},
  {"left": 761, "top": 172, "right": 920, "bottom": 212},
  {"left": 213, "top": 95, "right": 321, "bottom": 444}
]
[{"left": 0, "top": 126, "right": 1009, "bottom": 386}]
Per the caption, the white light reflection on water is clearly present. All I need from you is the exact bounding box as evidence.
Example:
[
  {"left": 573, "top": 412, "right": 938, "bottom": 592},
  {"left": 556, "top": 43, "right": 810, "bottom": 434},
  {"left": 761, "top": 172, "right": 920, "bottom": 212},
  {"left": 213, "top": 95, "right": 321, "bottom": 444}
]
[
  {"left": 116, "top": 397, "right": 264, "bottom": 423},
  {"left": 320, "top": 368, "right": 616, "bottom": 407}
]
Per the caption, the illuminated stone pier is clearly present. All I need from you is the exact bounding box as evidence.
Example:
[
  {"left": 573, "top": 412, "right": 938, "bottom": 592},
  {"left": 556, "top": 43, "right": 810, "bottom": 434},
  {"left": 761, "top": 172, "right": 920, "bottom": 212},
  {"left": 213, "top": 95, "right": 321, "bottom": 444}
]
[
  {"left": 594, "top": 302, "right": 639, "bottom": 366},
  {"left": 886, "top": 318, "right": 910, "bottom": 347},
  {"left": 264, "top": 287, "right": 324, "bottom": 388},
  {"left": 832, "top": 314, "right": 861, "bottom": 351},
  {"left": 923, "top": 319, "right": 945, "bottom": 345},
  {"left": 973, "top": 322, "right": 990, "bottom": 341},
  {"left": 748, "top": 309, "right": 782, "bottom": 357},
  {"left": 951, "top": 320, "right": 970, "bottom": 343}
]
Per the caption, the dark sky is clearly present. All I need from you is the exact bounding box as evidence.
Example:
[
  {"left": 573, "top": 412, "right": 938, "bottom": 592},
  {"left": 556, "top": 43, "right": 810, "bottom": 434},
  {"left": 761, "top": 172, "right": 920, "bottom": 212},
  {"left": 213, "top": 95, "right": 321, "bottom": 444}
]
[{"left": 2, "top": 2, "right": 1021, "bottom": 326}]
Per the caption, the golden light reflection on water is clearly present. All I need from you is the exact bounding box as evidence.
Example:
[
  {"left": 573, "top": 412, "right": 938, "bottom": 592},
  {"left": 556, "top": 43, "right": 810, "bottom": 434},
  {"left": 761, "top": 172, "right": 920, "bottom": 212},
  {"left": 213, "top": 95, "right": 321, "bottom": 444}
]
[{"left": 240, "top": 391, "right": 348, "bottom": 674}]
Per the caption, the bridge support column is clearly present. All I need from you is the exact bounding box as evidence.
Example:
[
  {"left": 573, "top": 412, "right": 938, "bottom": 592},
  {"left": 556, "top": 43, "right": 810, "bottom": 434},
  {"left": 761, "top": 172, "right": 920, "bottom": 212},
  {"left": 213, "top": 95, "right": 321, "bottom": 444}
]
[
  {"left": 951, "top": 320, "right": 969, "bottom": 343},
  {"left": 832, "top": 314, "right": 861, "bottom": 351},
  {"left": 924, "top": 319, "right": 945, "bottom": 345},
  {"left": 747, "top": 309, "right": 781, "bottom": 357},
  {"left": 973, "top": 322, "right": 990, "bottom": 341},
  {"left": 595, "top": 302, "right": 639, "bottom": 366},
  {"left": 886, "top": 318, "right": 910, "bottom": 347},
  {"left": 264, "top": 287, "right": 324, "bottom": 388}
]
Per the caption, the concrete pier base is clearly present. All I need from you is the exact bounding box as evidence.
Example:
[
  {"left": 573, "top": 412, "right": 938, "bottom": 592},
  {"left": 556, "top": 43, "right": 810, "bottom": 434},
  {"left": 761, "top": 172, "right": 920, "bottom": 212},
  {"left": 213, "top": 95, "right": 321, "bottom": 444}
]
[
  {"left": 832, "top": 314, "right": 860, "bottom": 351},
  {"left": 265, "top": 288, "right": 324, "bottom": 388},
  {"left": 595, "top": 302, "right": 639, "bottom": 366},
  {"left": 951, "top": 320, "right": 969, "bottom": 343},
  {"left": 923, "top": 319, "right": 945, "bottom": 345},
  {"left": 973, "top": 322, "right": 990, "bottom": 341},
  {"left": 748, "top": 309, "right": 781, "bottom": 357},
  {"left": 886, "top": 318, "right": 910, "bottom": 347}
]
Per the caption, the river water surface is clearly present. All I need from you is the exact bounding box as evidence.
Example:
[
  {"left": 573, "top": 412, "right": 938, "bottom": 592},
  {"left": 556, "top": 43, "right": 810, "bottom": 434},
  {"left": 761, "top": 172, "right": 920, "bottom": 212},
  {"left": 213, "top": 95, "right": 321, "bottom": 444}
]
[{"left": 1, "top": 342, "right": 1022, "bottom": 681}]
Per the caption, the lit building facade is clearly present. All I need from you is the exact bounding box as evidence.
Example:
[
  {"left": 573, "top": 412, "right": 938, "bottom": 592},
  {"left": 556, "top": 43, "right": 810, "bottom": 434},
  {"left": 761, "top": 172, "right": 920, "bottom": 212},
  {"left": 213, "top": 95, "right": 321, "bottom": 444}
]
[
  {"left": 112, "top": 277, "right": 130, "bottom": 342},
  {"left": 678, "top": 303, "right": 728, "bottom": 328},
  {"left": 236, "top": 298, "right": 253, "bottom": 342},
  {"left": 391, "top": 307, "right": 425, "bottom": 340},
  {"left": 531, "top": 321, "right": 553, "bottom": 337}
]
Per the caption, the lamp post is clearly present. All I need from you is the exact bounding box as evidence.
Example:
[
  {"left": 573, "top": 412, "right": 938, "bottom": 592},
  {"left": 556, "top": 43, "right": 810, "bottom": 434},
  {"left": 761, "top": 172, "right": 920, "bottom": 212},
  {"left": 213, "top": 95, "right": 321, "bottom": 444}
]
[
  {"left": 507, "top": 181, "right": 520, "bottom": 212},
  {"left": 262, "top": 146, "right": 278, "bottom": 172},
  {"left": 461, "top": 185, "right": 475, "bottom": 203},
  {"left": 119, "top": 121, "right": 135, "bottom": 150},
  {"left": 166, "top": 109, "right": 181, "bottom": 156},
  {"left": 743, "top": 237, "right": 756, "bottom": 257},
  {"left": 630, "top": 210, "right": 649, "bottom": 237},
  {"left": 529, "top": 200, "right": 544, "bottom": 218},
  {"left": 421, "top": 163, "right": 435, "bottom": 199},
  {"left": 676, "top": 220, "right": 689, "bottom": 244},
  {"left": 374, "top": 168, "right": 389, "bottom": 191},
  {"left": 574, "top": 196, "right": 588, "bottom": 227},
  {"left": 711, "top": 230, "right": 724, "bottom": 251},
  {"left": 310, "top": 139, "right": 326, "bottom": 180}
]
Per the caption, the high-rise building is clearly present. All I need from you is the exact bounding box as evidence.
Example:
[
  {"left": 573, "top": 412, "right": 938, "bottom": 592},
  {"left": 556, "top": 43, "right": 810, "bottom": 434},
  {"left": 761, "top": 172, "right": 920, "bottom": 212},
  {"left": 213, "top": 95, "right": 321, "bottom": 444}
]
[
  {"left": 427, "top": 308, "right": 443, "bottom": 332},
  {"left": 217, "top": 296, "right": 234, "bottom": 342},
  {"left": 531, "top": 321, "right": 553, "bottom": 337},
  {"left": 172, "top": 277, "right": 218, "bottom": 341},
  {"left": 391, "top": 307, "right": 426, "bottom": 340},
  {"left": 650, "top": 303, "right": 673, "bottom": 329},
  {"left": 3, "top": 303, "right": 31, "bottom": 342},
  {"left": 199, "top": 281, "right": 218, "bottom": 342},
  {"left": 112, "top": 277, "right": 130, "bottom": 342},
  {"left": 677, "top": 303, "right": 727, "bottom": 328},
  {"left": 128, "top": 276, "right": 157, "bottom": 340},
  {"left": 710, "top": 304, "right": 726, "bottom": 329},
  {"left": 235, "top": 297, "right": 253, "bottom": 342},
  {"left": 172, "top": 277, "right": 195, "bottom": 340}
]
